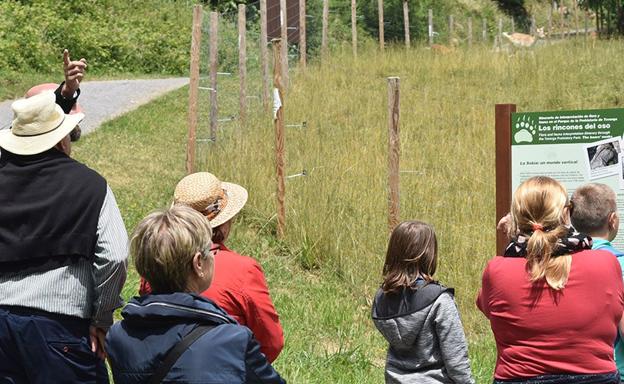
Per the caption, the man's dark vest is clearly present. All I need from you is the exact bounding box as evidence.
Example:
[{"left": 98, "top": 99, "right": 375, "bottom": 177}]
[{"left": 0, "top": 149, "right": 106, "bottom": 274}]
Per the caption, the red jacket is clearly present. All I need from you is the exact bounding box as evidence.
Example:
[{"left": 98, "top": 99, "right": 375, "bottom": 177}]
[
  {"left": 477, "top": 249, "right": 624, "bottom": 379},
  {"left": 138, "top": 243, "right": 284, "bottom": 362}
]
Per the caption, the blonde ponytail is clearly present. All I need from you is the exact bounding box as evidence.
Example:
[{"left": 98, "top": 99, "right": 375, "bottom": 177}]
[
  {"left": 511, "top": 177, "right": 571, "bottom": 290},
  {"left": 525, "top": 225, "right": 571, "bottom": 290}
]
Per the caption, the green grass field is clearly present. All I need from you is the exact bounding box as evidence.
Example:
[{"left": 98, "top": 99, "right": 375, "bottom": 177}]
[{"left": 70, "top": 40, "right": 624, "bottom": 383}]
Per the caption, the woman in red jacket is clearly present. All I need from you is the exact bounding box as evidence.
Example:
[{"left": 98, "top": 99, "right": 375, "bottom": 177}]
[
  {"left": 477, "top": 176, "right": 624, "bottom": 384},
  {"left": 140, "top": 172, "right": 284, "bottom": 362}
]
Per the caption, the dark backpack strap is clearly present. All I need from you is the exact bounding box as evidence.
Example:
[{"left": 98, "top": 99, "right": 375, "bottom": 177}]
[{"left": 148, "top": 324, "right": 216, "bottom": 384}]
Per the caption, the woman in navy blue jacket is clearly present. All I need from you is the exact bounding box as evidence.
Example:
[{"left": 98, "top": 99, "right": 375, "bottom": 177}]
[{"left": 105, "top": 206, "right": 285, "bottom": 384}]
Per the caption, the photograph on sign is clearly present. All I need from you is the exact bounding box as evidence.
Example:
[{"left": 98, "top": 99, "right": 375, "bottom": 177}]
[
  {"left": 582, "top": 137, "right": 622, "bottom": 179},
  {"left": 619, "top": 153, "right": 624, "bottom": 190}
]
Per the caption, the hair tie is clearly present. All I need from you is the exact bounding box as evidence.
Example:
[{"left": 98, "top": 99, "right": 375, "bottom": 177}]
[{"left": 532, "top": 223, "right": 544, "bottom": 232}]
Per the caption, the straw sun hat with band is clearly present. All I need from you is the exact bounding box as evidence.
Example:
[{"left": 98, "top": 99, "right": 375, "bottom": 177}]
[
  {"left": 0, "top": 91, "right": 84, "bottom": 155},
  {"left": 174, "top": 172, "right": 248, "bottom": 228},
  {"left": 26, "top": 83, "right": 83, "bottom": 142}
]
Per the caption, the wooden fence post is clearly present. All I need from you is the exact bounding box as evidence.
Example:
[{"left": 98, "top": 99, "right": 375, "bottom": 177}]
[
  {"left": 238, "top": 4, "right": 247, "bottom": 125},
  {"left": 560, "top": 6, "right": 565, "bottom": 39},
  {"left": 403, "top": 0, "right": 410, "bottom": 48},
  {"left": 574, "top": 0, "right": 579, "bottom": 38},
  {"left": 378, "top": 0, "right": 384, "bottom": 50},
  {"left": 428, "top": 9, "right": 433, "bottom": 45},
  {"left": 299, "top": 0, "right": 306, "bottom": 67},
  {"left": 352, "top": 0, "right": 357, "bottom": 56},
  {"left": 468, "top": 17, "right": 473, "bottom": 47},
  {"left": 272, "top": 39, "right": 286, "bottom": 239},
  {"left": 209, "top": 11, "right": 218, "bottom": 142},
  {"left": 448, "top": 14, "right": 454, "bottom": 44},
  {"left": 548, "top": 6, "right": 553, "bottom": 43},
  {"left": 387, "top": 77, "right": 400, "bottom": 232},
  {"left": 482, "top": 18, "right": 487, "bottom": 42},
  {"left": 511, "top": 17, "right": 515, "bottom": 33},
  {"left": 187, "top": 5, "right": 202, "bottom": 174},
  {"left": 260, "top": 0, "right": 270, "bottom": 112},
  {"left": 495, "top": 104, "right": 516, "bottom": 255},
  {"left": 584, "top": 10, "right": 589, "bottom": 38},
  {"left": 280, "top": 0, "right": 289, "bottom": 87},
  {"left": 497, "top": 17, "right": 503, "bottom": 48},
  {"left": 322, "top": 0, "right": 329, "bottom": 58},
  {"left": 531, "top": 15, "right": 536, "bottom": 36}
]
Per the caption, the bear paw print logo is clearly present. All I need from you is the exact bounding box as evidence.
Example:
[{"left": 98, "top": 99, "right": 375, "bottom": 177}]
[{"left": 514, "top": 116, "right": 537, "bottom": 144}]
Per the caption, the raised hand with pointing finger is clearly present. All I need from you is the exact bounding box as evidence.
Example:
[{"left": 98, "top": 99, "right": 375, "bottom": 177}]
[{"left": 61, "top": 49, "right": 87, "bottom": 99}]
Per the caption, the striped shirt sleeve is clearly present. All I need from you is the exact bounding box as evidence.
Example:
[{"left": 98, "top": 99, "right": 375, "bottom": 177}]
[{"left": 91, "top": 185, "right": 128, "bottom": 328}]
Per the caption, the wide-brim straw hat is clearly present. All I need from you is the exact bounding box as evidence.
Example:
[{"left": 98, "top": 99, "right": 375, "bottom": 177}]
[
  {"left": 0, "top": 91, "right": 84, "bottom": 155},
  {"left": 173, "top": 172, "right": 248, "bottom": 228}
]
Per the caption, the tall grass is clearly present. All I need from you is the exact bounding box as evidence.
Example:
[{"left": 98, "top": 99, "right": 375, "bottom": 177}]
[
  {"left": 200, "top": 37, "right": 624, "bottom": 336},
  {"left": 74, "top": 40, "right": 624, "bottom": 383},
  {"left": 196, "top": 39, "right": 624, "bottom": 381}
]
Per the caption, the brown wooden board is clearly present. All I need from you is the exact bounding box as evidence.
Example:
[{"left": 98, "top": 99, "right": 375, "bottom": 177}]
[
  {"left": 267, "top": 0, "right": 300, "bottom": 43},
  {"left": 495, "top": 104, "right": 516, "bottom": 255}
]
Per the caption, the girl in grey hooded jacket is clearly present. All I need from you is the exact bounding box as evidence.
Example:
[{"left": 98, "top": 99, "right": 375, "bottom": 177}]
[{"left": 371, "top": 221, "right": 474, "bottom": 384}]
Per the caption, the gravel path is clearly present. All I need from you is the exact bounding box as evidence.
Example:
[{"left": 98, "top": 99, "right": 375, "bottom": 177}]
[{"left": 0, "top": 78, "right": 189, "bottom": 134}]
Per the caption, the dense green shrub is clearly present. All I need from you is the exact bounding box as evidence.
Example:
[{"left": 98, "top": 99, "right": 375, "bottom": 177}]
[{"left": 0, "top": 0, "right": 193, "bottom": 75}]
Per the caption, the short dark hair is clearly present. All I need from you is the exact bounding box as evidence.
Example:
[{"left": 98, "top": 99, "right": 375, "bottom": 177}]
[
  {"left": 212, "top": 224, "right": 226, "bottom": 244},
  {"left": 570, "top": 183, "right": 616, "bottom": 235},
  {"left": 381, "top": 221, "right": 437, "bottom": 294}
]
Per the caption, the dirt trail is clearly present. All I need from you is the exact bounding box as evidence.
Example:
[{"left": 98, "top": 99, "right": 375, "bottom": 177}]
[{"left": 0, "top": 78, "right": 189, "bottom": 134}]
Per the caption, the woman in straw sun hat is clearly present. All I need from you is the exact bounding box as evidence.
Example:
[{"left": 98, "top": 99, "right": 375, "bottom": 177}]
[{"left": 139, "top": 172, "right": 284, "bottom": 362}]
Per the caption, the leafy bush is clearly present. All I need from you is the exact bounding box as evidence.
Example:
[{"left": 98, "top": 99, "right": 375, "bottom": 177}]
[{"left": 0, "top": 0, "right": 193, "bottom": 75}]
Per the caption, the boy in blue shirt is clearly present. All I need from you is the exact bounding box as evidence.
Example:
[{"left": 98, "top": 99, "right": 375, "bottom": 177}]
[{"left": 571, "top": 182, "right": 624, "bottom": 379}]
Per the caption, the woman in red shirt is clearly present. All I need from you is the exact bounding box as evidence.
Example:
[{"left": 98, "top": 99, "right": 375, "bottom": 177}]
[
  {"left": 477, "top": 176, "right": 624, "bottom": 384},
  {"left": 140, "top": 172, "right": 284, "bottom": 362}
]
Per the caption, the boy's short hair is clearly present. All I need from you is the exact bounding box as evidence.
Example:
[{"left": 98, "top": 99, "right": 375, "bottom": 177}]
[
  {"left": 570, "top": 183, "right": 617, "bottom": 235},
  {"left": 132, "top": 205, "right": 213, "bottom": 293}
]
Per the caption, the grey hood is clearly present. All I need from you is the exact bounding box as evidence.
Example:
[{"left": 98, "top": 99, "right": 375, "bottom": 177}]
[
  {"left": 372, "top": 283, "right": 451, "bottom": 351},
  {"left": 371, "top": 283, "right": 475, "bottom": 384}
]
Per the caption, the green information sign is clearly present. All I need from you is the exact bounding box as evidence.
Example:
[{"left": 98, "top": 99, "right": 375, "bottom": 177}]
[
  {"left": 511, "top": 108, "right": 624, "bottom": 248},
  {"left": 512, "top": 109, "right": 624, "bottom": 145}
]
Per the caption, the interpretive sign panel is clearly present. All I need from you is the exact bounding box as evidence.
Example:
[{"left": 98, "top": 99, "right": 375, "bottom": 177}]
[{"left": 511, "top": 108, "right": 624, "bottom": 247}]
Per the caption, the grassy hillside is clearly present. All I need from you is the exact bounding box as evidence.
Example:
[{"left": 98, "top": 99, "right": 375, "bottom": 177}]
[{"left": 72, "top": 39, "right": 623, "bottom": 383}]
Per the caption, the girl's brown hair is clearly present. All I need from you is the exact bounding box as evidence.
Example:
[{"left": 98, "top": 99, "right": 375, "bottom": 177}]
[
  {"left": 381, "top": 221, "right": 438, "bottom": 293},
  {"left": 511, "top": 176, "right": 571, "bottom": 290}
]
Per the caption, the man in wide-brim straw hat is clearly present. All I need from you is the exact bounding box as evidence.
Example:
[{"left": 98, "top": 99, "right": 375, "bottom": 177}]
[
  {"left": 139, "top": 172, "right": 285, "bottom": 362},
  {"left": 0, "top": 59, "right": 127, "bottom": 383},
  {"left": 1, "top": 49, "right": 88, "bottom": 141}
]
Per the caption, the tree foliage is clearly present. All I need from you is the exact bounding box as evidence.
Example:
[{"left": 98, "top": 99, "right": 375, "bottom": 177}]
[
  {"left": 358, "top": 0, "right": 502, "bottom": 43},
  {"left": 579, "top": 0, "right": 624, "bottom": 35},
  {"left": 491, "top": 0, "right": 531, "bottom": 30}
]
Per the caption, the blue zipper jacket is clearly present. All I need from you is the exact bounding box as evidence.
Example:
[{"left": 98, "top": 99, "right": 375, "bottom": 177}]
[
  {"left": 105, "top": 292, "right": 286, "bottom": 383},
  {"left": 593, "top": 239, "right": 624, "bottom": 381}
]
